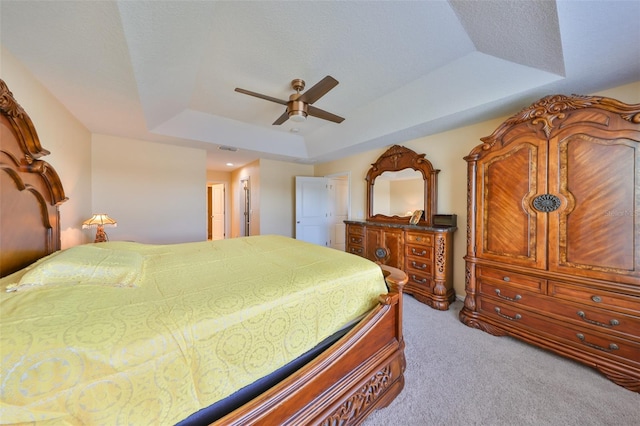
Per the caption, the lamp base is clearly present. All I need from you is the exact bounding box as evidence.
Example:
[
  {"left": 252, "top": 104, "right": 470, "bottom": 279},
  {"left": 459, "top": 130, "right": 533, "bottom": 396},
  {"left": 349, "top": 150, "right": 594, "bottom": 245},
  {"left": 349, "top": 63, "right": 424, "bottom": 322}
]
[{"left": 94, "top": 225, "right": 108, "bottom": 243}]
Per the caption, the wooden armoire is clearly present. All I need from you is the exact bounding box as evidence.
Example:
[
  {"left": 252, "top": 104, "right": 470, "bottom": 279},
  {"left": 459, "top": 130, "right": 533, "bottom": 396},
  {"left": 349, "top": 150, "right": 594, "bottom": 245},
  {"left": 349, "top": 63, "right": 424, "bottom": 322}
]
[{"left": 460, "top": 94, "right": 640, "bottom": 392}]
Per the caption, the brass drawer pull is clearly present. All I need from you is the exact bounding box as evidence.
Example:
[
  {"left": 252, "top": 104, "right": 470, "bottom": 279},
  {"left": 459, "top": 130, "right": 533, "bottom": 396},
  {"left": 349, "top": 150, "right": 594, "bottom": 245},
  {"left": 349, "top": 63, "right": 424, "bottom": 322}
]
[
  {"left": 350, "top": 237, "right": 362, "bottom": 243},
  {"left": 577, "top": 311, "right": 620, "bottom": 328},
  {"left": 495, "top": 289, "right": 521, "bottom": 302},
  {"left": 576, "top": 334, "right": 619, "bottom": 352},
  {"left": 350, "top": 248, "right": 362, "bottom": 254},
  {"left": 411, "top": 275, "right": 428, "bottom": 284},
  {"left": 411, "top": 261, "right": 427, "bottom": 270},
  {"left": 503, "top": 276, "right": 510, "bottom": 282},
  {"left": 494, "top": 307, "right": 521, "bottom": 321},
  {"left": 411, "top": 248, "right": 427, "bottom": 256}
]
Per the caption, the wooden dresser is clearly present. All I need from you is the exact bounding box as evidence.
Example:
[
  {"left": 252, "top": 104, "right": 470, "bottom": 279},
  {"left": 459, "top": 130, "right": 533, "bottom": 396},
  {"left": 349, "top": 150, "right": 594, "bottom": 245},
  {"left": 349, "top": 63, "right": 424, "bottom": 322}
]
[
  {"left": 460, "top": 94, "right": 640, "bottom": 392},
  {"left": 346, "top": 221, "right": 456, "bottom": 310}
]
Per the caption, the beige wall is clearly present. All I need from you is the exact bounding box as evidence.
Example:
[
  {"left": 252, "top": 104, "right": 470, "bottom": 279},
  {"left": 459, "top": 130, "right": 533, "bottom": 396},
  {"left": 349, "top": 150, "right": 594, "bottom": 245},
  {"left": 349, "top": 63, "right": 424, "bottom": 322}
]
[
  {"left": 230, "top": 160, "right": 260, "bottom": 238},
  {"left": 92, "top": 134, "right": 207, "bottom": 244},
  {"left": 1, "top": 46, "right": 92, "bottom": 248},
  {"left": 315, "top": 81, "right": 640, "bottom": 300},
  {"left": 228, "top": 159, "right": 314, "bottom": 238},
  {"left": 260, "top": 159, "right": 314, "bottom": 237}
]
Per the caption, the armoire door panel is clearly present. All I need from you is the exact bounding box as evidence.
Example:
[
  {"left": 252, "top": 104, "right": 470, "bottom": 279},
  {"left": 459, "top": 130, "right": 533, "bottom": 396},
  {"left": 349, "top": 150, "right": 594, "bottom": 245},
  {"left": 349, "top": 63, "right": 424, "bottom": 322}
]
[
  {"left": 549, "top": 135, "right": 639, "bottom": 281},
  {"left": 478, "top": 140, "right": 546, "bottom": 269}
]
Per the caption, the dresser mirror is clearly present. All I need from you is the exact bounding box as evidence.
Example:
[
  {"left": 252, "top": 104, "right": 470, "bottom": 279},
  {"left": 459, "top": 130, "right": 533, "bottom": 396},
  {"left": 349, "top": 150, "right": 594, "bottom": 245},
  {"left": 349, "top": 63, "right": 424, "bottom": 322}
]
[{"left": 366, "top": 145, "right": 439, "bottom": 226}]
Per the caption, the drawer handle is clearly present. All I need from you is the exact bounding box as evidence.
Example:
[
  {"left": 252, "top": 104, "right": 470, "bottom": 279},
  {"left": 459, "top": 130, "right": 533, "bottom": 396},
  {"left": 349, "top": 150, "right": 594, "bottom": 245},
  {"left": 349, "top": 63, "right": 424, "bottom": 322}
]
[
  {"left": 503, "top": 276, "right": 510, "bottom": 282},
  {"left": 591, "top": 295, "right": 602, "bottom": 303},
  {"left": 411, "top": 261, "right": 427, "bottom": 270},
  {"left": 576, "top": 334, "right": 619, "bottom": 352},
  {"left": 411, "top": 248, "right": 427, "bottom": 256},
  {"left": 494, "top": 307, "right": 521, "bottom": 321},
  {"left": 350, "top": 237, "right": 362, "bottom": 243},
  {"left": 410, "top": 275, "right": 428, "bottom": 284},
  {"left": 576, "top": 311, "right": 620, "bottom": 328},
  {"left": 350, "top": 248, "right": 362, "bottom": 254},
  {"left": 495, "top": 289, "right": 521, "bottom": 302}
]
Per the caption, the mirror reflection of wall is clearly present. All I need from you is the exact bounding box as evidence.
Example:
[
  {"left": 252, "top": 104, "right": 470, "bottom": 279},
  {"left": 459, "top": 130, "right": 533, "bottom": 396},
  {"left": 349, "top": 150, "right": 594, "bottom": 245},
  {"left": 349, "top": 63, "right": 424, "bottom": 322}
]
[
  {"left": 391, "top": 178, "right": 423, "bottom": 216},
  {"left": 372, "top": 170, "right": 424, "bottom": 217}
]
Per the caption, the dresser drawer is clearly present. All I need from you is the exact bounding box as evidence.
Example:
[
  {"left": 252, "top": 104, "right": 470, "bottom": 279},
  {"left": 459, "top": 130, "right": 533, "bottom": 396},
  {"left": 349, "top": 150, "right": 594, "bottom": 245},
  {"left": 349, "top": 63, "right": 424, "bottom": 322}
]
[
  {"left": 478, "top": 298, "right": 640, "bottom": 365},
  {"left": 347, "top": 234, "right": 365, "bottom": 246},
  {"left": 347, "top": 225, "right": 365, "bottom": 236},
  {"left": 477, "top": 266, "right": 546, "bottom": 294},
  {"left": 406, "top": 232, "right": 433, "bottom": 246},
  {"left": 407, "top": 272, "right": 432, "bottom": 290},
  {"left": 549, "top": 281, "right": 640, "bottom": 315},
  {"left": 406, "top": 258, "right": 432, "bottom": 275},
  {"left": 406, "top": 244, "right": 433, "bottom": 260},
  {"left": 347, "top": 245, "right": 365, "bottom": 256}
]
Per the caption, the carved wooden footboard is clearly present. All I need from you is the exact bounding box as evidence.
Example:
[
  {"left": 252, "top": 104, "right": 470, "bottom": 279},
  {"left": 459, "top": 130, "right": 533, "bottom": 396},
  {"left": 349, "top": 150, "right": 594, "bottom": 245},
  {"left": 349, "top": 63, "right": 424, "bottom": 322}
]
[{"left": 217, "top": 273, "right": 406, "bottom": 426}]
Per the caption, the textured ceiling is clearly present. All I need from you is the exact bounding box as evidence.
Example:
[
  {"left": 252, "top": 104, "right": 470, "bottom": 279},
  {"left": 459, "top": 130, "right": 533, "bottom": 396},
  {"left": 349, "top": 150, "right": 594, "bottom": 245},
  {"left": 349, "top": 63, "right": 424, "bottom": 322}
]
[{"left": 1, "top": 1, "right": 639, "bottom": 170}]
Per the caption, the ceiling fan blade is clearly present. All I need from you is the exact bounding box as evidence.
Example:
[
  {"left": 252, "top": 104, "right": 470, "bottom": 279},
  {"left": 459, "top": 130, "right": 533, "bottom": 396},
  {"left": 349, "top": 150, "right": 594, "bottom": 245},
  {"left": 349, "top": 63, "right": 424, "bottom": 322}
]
[
  {"left": 272, "top": 110, "right": 289, "bottom": 125},
  {"left": 308, "top": 105, "right": 345, "bottom": 123},
  {"left": 298, "top": 76, "right": 339, "bottom": 104},
  {"left": 235, "top": 88, "right": 288, "bottom": 105}
]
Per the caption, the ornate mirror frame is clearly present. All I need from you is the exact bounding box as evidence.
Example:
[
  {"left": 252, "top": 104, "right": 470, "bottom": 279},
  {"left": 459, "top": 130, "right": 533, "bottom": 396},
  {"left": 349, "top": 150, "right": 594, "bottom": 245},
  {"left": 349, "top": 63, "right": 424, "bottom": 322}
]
[{"left": 366, "top": 145, "right": 439, "bottom": 226}]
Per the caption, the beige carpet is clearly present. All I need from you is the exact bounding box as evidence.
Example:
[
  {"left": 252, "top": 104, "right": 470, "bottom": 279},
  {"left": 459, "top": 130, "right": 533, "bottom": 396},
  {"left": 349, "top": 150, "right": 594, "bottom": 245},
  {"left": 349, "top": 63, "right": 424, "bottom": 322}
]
[{"left": 364, "top": 295, "right": 639, "bottom": 426}]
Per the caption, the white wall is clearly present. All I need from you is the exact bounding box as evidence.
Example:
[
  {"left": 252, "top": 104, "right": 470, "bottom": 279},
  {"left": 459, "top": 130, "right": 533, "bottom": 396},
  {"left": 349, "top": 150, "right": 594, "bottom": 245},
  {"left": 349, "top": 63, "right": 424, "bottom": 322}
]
[
  {"left": 1, "top": 46, "right": 92, "bottom": 248},
  {"left": 92, "top": 134, "right": 207, "bottom": 244},
  {"left": 315, "top": 81, "right": 640, "bottom": 300}
]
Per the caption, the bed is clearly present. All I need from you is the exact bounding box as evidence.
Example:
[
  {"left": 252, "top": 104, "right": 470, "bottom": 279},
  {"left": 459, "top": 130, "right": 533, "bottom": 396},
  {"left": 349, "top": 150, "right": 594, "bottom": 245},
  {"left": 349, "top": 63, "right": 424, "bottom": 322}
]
[{"left": 0, "top": 78, "right": 407, "bottom": 425}]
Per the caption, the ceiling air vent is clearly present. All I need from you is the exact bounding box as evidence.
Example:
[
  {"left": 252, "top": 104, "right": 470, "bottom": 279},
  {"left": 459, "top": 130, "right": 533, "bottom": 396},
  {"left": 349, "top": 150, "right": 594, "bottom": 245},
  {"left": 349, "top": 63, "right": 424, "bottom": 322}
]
[{"left": 218, "top": 145, "right": 238, "bottom": 152}]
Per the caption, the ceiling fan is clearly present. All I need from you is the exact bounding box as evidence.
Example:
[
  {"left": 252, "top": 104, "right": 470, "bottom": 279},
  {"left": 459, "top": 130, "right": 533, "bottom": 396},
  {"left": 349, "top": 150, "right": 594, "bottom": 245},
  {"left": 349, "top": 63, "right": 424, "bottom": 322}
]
[{"left": 235, "top": 76, "right": 345, "bottom": 125}]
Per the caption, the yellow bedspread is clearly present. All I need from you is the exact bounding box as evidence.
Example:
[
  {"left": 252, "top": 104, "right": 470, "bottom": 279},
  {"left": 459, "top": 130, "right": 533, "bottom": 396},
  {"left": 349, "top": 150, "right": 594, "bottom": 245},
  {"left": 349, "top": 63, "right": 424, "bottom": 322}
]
[{"left": 0, "top": 235, "right": 387, "bottom": 425}]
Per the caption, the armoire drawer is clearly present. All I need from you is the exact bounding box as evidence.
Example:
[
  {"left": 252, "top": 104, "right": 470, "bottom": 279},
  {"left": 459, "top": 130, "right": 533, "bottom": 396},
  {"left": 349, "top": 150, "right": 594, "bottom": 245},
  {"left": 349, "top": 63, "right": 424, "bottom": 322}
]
[
  {"left": 480, "top": 281, "right": 640, "bottom": 342},
  {"left": 478, "top": 298, "right": 640, "bottom": 365},
  {"left": 549, "top": 281, "right": 640, "bottom": 315},
  {"left": 477, "top": 266, "right": 546, "bottom": 294}
]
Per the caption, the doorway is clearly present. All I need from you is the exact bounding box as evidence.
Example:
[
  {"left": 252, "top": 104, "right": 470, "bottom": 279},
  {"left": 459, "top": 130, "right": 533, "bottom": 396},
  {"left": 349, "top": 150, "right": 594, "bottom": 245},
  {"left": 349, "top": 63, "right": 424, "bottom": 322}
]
[
  {"left": 207, "top": 183, "right": 226, "bottom": 240},
  {"left": 240, "top": 178, "right": 251, "bottom": 237},
  {"left": 295, "top": 172, "right": 350, "bottom": 249}
]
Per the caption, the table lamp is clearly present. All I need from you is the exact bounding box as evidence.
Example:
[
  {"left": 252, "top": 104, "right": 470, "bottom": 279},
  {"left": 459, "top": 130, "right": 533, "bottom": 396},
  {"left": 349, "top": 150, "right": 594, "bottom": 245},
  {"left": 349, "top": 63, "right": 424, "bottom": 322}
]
[{"left": 82, "top": 214, "right": 117, "bottom": 243}]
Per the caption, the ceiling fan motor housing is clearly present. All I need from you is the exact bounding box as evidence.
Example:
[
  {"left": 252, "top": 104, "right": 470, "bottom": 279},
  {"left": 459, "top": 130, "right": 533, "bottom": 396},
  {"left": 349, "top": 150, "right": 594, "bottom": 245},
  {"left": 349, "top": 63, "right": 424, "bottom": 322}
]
[{"left": 288, "top": 98, "right": 308, "bottom": 121}]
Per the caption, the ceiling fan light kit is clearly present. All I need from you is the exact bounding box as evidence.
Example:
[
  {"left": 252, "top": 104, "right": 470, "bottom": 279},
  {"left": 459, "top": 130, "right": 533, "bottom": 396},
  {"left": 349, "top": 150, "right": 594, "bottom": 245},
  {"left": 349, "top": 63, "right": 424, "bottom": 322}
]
[{"left": 235, "top": 76, "right": 344, "bottom": 125}]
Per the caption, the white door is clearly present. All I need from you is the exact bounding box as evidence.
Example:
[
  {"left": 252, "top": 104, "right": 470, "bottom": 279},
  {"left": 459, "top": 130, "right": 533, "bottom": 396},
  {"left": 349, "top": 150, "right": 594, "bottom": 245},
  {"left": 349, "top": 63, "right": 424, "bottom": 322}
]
[
  {"left": 211, "top": 183, "right": 225, "bottom": 240},
  {"left": 329, "top": 176, "right": 349, "bottom": 250},
  {"left": 295, "top": 176, "right": 329, "bottom": 246}
]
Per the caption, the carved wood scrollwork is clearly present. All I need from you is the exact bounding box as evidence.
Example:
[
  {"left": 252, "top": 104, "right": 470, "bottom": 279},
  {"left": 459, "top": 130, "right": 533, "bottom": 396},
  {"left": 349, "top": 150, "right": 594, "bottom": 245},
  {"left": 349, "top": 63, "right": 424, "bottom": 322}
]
[
  {"left": 468, "top": 94, "right": 640, "bottom": 158},
  {"left": 320, "top": 366, "right": 392, "bottom": 426}
]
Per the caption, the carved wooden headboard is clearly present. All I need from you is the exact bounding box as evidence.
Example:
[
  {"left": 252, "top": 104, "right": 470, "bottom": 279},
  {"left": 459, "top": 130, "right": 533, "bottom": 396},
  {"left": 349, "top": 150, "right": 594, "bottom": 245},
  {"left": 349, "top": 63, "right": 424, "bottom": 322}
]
[{"left": 0, "top": 79, "right": 68, "bottom": 277}]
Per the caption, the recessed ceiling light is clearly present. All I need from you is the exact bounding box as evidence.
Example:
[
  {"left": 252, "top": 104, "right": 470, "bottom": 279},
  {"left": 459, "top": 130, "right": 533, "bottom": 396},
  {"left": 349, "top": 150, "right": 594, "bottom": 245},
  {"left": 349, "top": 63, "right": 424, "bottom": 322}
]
[
  {"left": 226, "top": 163, "right": 234, "bottom": 167},
  {"left": 290, "top": 128, "right": 300, "bottom": 133}
]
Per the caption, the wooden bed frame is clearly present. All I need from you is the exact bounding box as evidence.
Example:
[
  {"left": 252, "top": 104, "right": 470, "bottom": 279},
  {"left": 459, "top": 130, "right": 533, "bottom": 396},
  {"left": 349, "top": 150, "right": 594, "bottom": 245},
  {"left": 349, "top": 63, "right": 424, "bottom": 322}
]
[{"left": 0, "top": 78, "right": 407, "bottom": 425}]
